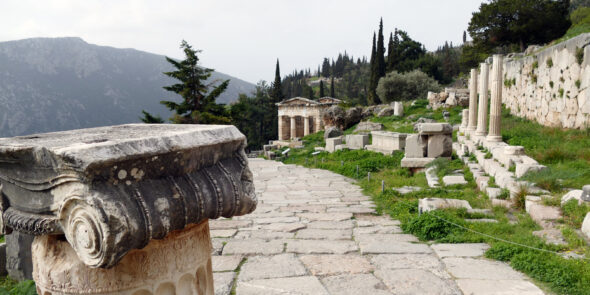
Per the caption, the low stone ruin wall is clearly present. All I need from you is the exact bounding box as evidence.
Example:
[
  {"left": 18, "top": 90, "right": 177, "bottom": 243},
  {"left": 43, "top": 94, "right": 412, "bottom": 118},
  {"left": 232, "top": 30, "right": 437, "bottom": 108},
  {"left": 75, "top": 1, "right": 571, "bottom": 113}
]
[{"left": 502, "top": 33, "right": 590, "bottom": 128}]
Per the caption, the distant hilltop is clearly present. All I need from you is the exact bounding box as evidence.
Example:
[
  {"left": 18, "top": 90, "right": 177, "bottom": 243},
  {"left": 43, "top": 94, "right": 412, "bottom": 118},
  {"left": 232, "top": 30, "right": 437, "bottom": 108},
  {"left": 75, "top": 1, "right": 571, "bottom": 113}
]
[{"left": 0, "top": 37, "right": 256, "bottom": 137}]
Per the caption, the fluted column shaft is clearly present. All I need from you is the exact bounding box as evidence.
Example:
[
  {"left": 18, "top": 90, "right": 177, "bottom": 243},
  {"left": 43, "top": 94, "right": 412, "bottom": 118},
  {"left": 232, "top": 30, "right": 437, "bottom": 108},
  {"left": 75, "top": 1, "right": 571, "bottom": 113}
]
[
  {"left": 467, "top": 69, "right": 478, "bottom": 131},
  {"left": 278, "top": 116, "right": 284, "bottom": 140},
  {"left": 475, "top": 63, "right": 489, "bottom": 136},
  {"left": 461, "top": 109, "right": 469, "bottom": 130},
  {"left": 304, "top": 116, "right": 310, "bottom": 136},
  {"left": 290, "top": 116, "right": 297, "bottom": 139},
  {"left": 487, "top": 55, "right": 503, "bottom": 142}
]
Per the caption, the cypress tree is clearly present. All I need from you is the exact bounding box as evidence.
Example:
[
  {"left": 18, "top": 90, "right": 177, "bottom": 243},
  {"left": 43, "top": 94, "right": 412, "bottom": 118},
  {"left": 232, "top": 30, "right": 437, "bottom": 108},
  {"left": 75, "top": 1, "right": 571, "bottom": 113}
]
[
  {"left": 368, "top": 32, "right": 380, "bottom": 105},
  {"left": 376, "top": 18, "right": 386, "bottom": 78},
  {"left": 308, "top": 87, "right": 314, "bottom": 100},
  {"left": 330, "top": 76, "right": 335, "bottom": 97},
  {"left": 270, "top": 59, "right": 284, "bottom": 103},
  {"left": 319, "top": 80, "right": 325, "bottom": 98},
  {"left": 387, "top": 32, "right": 394, "bottom": 72}
]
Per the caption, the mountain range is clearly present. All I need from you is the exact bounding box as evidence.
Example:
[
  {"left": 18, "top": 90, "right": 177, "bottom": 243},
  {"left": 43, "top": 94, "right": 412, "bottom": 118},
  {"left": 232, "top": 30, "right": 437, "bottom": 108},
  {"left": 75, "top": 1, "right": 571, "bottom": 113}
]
[{"left": 0, "top": 37, "right": 256, "bottom": 137}]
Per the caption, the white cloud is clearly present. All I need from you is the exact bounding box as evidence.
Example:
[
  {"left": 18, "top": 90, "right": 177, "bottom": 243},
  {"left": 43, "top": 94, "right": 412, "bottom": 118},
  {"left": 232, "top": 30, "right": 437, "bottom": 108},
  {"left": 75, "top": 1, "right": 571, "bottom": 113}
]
[{"left": 0, "top": 0, "right": 483, "bottom": 83}]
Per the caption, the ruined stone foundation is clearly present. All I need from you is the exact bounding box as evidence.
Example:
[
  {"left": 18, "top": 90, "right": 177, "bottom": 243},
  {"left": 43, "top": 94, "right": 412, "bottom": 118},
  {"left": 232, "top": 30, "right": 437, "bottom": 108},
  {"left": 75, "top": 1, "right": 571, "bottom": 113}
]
[{"left": 32, "top": 220, "right": 213, "bottom": 295}]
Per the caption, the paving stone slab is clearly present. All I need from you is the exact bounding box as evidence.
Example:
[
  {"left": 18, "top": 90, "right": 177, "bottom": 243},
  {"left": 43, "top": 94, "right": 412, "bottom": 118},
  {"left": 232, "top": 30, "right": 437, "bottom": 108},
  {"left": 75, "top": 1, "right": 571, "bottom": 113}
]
[
  {"left": 443, "top": 257, "right": 525, "bottom": 280},
  {"left": 307, "top": 220, "right": 355, "bottom": 229},
  {"left": 209, "top": 219, "right": 252, "bottom": 230},
  {"left": 371, "top": 254, "right": 451, "bottom": 279},
  {"left": 300, "top": 254, "right": 374, "bottom": 276},
  {"left": 296, "top": 228, "right": 352, "bottom": 240},
  {"left": 238, "top": 254, "right": 307, "bottom": 281},
  {"left": 455, "top": 279, "right": 544, "bottom": 295},
  {"left": 234, "top": 230, "right": 295, "bottom": 240},
  {"left": 321, "top": 274, "right": 391, "bottom": 295},
  {"left": 358, "top": 239, "right": 432, "bottom": 255},
  {"left": 353, "top": 225, "right": 402, "bottom": 235},
  {"left": 278, "top": 205, "right": 327, "bottom": 213},
  {"left": 210, "top": 229, "right": 238, "bottom": 238},
  {"left": 236, "top": 276, "right": 329, "bottom": 295},
  {"left": 212, "top": 255, "right": 243, "bottom": 272},
  {"left": 375, "top": 269, "right": 461, "bottom": 295},
  {"left": 213, "top": 272, "right": 235, "bottom": 295},
  {"left": 297, "top": 212, "right": 352, "bottom": 221},
  {"left": 254, "top": 216, "right": 300, "bottom": 224},
  {"left": 286, "top": 239, "right": 358, "bottom": 254},
  {"left": 262, "top": 223, "right": 307, "bottom": 232},
  {"left": 431, "top": 243, "right": 490, "bottom": 258},
  {"left": 222, "top": 239, "right": 284, "bottom": 255},
  {"left": 355, "top": 214, "right": 400, "bottom": 226}
]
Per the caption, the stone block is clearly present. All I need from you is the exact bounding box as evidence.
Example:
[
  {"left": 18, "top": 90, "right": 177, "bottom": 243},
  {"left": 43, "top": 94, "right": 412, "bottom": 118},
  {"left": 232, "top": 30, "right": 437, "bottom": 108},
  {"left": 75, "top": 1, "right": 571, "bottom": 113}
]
[
  {"left": 300, "top": 255, "right": 373, "bottom": 276},
  {"left": 404, "top": 134, "right": 426, "bottom": 158},
  {"left": 442, "top": 175, "right": 468, "bottom": 186},
  {"left": 236, "top": 276, "right": 329, "bottom": 295},
  {"left": 375, "top": 269, "right": 461, "bottom": 295},
  {"left": 325, "top": 136, "right": 342, "bottom": 153},
  {"left": 583, "top": 185, "right": 590, "bottom": 202},
  {"left": 431, "top": 243, "right": 489, "bottom": 258},
  {"left": 515, "top": 163, "right": 547, "bottom": 178},
  {"left": 582, "top": 213, "right": 590, "bottom": 239},
  {"left": 322, "top": 274, "right": 391, "bottom": 295},
  {"left": 393, "top": 101, "right": 404, "bottom": 116},
  {"left": 354, "top": 121, "right": 383, "bottom": 132},
  {"left": 400, "top": 157, "right": 435, "bottom": 168},
  {"left": 0, "top": 243, "right": 6, "bottom": 276},
  {"left": 561, "top": 189, "right": 583, "bottom": 205},
  {"left": 377, "top": 107, "right": 395, "bottom": 117},
  {"left": 344, "top": 134, "right": 369, "bottom": 150},
  {"left": 486, "top": 187, "right": 503, "bottom": 199},
  {"left": 427, "top": 134, "right": 452, "bottom": 158},
  {"left": 504, "top": 145, "right": 525, "bottom": 155},
  {"left": 238, "top": 254, "right": 307, "bottom": 281},
  {"left": 526, "top": 196, "right": 562, "bottom": 225},
  {"left": 415, "top": 123, "right": 453, "bottom": 135},
  {"left": 366, "top": 131, "right": 407, "bottom": 155},
  {"left": 418, "top": 198, "right": 472, "bottom": 213}
]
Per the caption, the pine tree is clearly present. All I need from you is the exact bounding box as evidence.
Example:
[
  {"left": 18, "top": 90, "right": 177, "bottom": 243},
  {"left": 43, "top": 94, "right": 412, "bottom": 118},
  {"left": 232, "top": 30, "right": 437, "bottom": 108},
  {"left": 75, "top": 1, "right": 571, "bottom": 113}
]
[
  {"left": 270, "top": 59, "right": 284, "bottom": 103},
  {"left": 145, "top": 40, "right": 230, "bottom": 124},
  {"left": 319, "top": 80, "right": 325, "bottom": 98},
  {"left": 330, "top": 76, "right": 335, "bottom": 97}
]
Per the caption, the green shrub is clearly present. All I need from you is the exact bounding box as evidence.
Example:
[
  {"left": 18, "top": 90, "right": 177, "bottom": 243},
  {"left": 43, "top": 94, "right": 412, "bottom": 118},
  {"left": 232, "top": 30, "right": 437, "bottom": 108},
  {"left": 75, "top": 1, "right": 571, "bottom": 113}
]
[
  {"left": 496, "top": 189, "right": 510, "bottom": 200},
  {"left": 403, "top": 210, "right": 465, "bottom": 241},
  {"left": 559, "top": 88, "right": 565, "bottom": 98},
  {"left": 532, "top": 60, "right": 539, "bottom": 69},
  {"left": 376, "top": 70, "right": 441, "bottom": 102},
  {"left": 546, "top": 58, "right": 553, "bottom": 68},
  {"left": 485, "top": 151, "right": 492, "bottom": 159},
  {"left": 576, "top": 79, "right": 581, "bottom": 88},
  {"left": 0, "top": 280, "right": 36, "bottom": 295},
  {"left": 570, "top": 7, "right": 590, "bottom": 26}
]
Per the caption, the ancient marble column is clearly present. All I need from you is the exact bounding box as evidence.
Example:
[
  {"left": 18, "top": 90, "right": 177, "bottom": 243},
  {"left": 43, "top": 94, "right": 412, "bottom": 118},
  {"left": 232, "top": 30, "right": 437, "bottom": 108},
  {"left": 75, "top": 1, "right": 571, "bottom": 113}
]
[
  {"left": 467, "top": 69, "right": 478, "bottom": 132},
  {"left": 475, "top": 63, "right": 489, "bottom": 136},
  {"left": 487, "top": 54, "right": 503, "bottom": 142},
  {"left": 461, "top": 109, "right": 469, "bottom": 131},
  {"left": 304, "top": 116, "right": 310, "bottom": 136},
  {"left": 278, "top": 116, "right": 284, "bottom": 140},
  {"left": 290, "top": 116, "right": 297, "bottom": 139},
  {"left": 0, "top": 124, "right": 257, "bottom": 295}
]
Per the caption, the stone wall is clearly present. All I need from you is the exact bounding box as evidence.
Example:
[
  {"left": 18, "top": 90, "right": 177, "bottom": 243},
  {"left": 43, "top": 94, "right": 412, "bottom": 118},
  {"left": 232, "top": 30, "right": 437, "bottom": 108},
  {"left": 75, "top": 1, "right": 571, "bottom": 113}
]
[{"left": 501, "top": 33, "right": 590, "bottom": 128}]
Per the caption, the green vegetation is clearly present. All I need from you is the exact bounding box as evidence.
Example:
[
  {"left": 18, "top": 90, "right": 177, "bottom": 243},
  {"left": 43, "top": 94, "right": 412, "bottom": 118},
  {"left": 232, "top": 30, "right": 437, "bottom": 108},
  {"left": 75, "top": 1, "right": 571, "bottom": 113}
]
[
  {"left": 576, "top": 79, "right": 581, "bottom": 88},
  {"left": 376, "top": 70, "right": 441, "bottom": 102},
  {"left": 576, "top": 47, "right": 585, "bottom": 65},
  {"left": 559, "top": 88, "right": 565, "bottom": 97},
  {"left": 0, "top": 278, "right": 36, "bottom": 295},
  {"left": 501, "top": 108, "right": 590, "bottom": 191},
  {"left": 546, "top": 58, "right": 554, "bottom": 68}
]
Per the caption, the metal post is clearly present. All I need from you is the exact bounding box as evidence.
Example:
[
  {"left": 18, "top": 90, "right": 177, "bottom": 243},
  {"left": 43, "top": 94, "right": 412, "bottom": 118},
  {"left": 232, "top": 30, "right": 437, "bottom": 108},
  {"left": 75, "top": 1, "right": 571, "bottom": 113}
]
[
  {"left": 381, "top": 180, "right": 385, "bottom": 193},
  {"left": 368, "top": 172, "right": 371, "bottom": 181},
  {"left": 341, "top": 160, "right": 344, "bottom": 167},
  {"left": 356, "top": 165, "right": 359, "bottom": 178}
]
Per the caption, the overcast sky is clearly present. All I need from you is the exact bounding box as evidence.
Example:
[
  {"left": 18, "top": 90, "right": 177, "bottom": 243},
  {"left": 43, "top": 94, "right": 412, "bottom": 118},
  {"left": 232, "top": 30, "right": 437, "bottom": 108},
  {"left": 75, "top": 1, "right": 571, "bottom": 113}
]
[{"left": 0, "top": 0, "right": 484, "bottom": 84}]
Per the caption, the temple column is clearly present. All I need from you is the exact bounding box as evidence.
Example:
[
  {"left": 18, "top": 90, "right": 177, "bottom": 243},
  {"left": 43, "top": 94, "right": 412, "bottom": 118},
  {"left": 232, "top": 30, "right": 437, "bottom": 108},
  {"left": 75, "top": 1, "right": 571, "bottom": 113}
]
[
  {"left": 304, "top": 116, "right": 310, "bottom": 136},
  {"left": 467, "top": 68, "right": 478, "bottom": 132},
  {"left": 475, "top": 63, "right": 489, "bottom": 136},
  {"left": 487, "top": 54, "right": 503, "bottom": 142},
  {"left": 460, "top": 109, "right": 469, "bottom": 131},
  {"left": 290, "top": 116, "right": 297, "bottom": 139},
  {"left": 278, "top": 116, "right": 284, "bottom": 140}
]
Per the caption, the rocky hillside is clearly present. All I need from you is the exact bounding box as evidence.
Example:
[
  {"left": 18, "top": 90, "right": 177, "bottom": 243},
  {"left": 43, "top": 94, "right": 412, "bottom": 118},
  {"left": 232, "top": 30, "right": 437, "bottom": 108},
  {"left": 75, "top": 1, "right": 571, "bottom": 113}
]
[{"left": 0, "top": 37, "right": 255, "bottom": 137}]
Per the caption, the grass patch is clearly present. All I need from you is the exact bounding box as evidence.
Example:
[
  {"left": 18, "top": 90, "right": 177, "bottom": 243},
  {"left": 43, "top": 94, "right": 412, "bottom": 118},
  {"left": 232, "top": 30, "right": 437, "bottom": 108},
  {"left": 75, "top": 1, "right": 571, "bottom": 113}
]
[{"left": 0, "top": 278, "right": 36, "bottom": 295}]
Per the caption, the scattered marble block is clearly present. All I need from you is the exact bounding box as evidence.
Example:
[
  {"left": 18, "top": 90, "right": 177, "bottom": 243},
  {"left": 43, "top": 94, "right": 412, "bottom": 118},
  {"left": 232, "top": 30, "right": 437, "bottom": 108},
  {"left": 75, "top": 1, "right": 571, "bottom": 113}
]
[
  {"left": 582, "top": 213, "right": 590, "bottom": 239},
  {"left": 400, "top": 157, "right": 435, "bottom": 169},
  {"left": 325, "top": 136, "right": 342, "bottom": 153},
  {"left": 404, "top": 134, "right": 426, "bottom": 158},
  {"left": 492, "top": 199, "right": 512, "bottom": 208},
  {"left": 366, "top": 131, "right": 407, "bottom": 155},
  {"left": 561, "top": 189, "right": 583, "bottom": 205},
  {"left": 393, "top": 101, "right": 404, "bottom": 116},
  {"left": 515, "top": 163, "right": 547, "bottom": 178},
  {"left": 354, "top": 121, "right": 383, "bottom": 132},
  {"left": 415, "top": 123, "right": 453, "bottom": 135},
  {"left": 418, "top": 198, "right": 472, "bottom": 213},
  {"left": 442, "top": 175, "right": 467, "bottom": 186},
  {"left": 476, "top": 176, "right": 490, "bottom": 191},
  {"left": 393, "top": 186, "right": 422, "bottom": 194},
  {"left": 504, "top": 146, "right": 525, "bottom": 155},
  {"left": 344, "top": 134, "right": 369, "bottom": 150},
  {"left": 0, "top": 124, "right": 257, "bottom": 294},
  {"left": 583, "top": 185, "right": 590, "bottom": 202},
  {"left": 532, "top": 229, "right": 567, "bottom": 245},
  {"left": 425, "top": 167, "right": 440, "bottom": 187},
  {"left": 486, "top": 187, "right": 503, "bottom": 199},
  {"left": 427, "top": 134, "right": 453, "bottom": 158},
  {"left": 525, "top": 196, "right": 562, "bottom": 227}
]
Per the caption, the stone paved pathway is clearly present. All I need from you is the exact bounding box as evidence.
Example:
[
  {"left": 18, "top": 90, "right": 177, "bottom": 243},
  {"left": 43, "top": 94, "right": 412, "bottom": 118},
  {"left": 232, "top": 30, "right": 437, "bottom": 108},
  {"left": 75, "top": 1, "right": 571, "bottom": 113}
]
[{"left": 210, "top": 158, "right": 545, "bottom": 295}]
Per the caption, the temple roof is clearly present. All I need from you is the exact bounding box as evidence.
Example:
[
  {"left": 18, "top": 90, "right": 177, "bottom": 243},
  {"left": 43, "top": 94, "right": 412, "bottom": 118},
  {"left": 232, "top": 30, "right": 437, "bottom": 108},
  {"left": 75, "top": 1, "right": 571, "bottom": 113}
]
[{"left": 276, "top": 97, "right": 342, "bottom": 106}]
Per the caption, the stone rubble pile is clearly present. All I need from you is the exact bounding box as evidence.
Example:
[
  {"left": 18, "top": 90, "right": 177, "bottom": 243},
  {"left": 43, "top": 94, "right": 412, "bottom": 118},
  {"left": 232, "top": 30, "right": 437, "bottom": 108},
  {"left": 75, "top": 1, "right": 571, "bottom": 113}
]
[{"left": 427, "top": 88, "right": 469, "bottom": 110}]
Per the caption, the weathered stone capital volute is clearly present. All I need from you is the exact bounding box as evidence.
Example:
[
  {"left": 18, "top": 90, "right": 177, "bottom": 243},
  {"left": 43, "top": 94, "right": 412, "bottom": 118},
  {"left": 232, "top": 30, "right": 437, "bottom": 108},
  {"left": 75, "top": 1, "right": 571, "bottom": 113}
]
[{"left": 0, "top": 124, "right": 257, "bottom": 268}]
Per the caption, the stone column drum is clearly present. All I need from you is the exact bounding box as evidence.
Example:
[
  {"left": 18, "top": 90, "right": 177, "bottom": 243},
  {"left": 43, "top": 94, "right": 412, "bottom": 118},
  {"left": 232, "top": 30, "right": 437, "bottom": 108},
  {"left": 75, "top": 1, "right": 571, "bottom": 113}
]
[
  {"left": 467, "top": 68, "right": 478, "bottom": 132},
  {"left": 475, "top": 63, "right": 489, "bottom": 136},
  {"left": 0, "top": 124, "right": 257, "bottom": 295},
  {"left": 460, "top": 109, "right": 469, "bottom": 131},
  {"left": 487, "top": 54, "right": 503, "bottom": 142}
]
